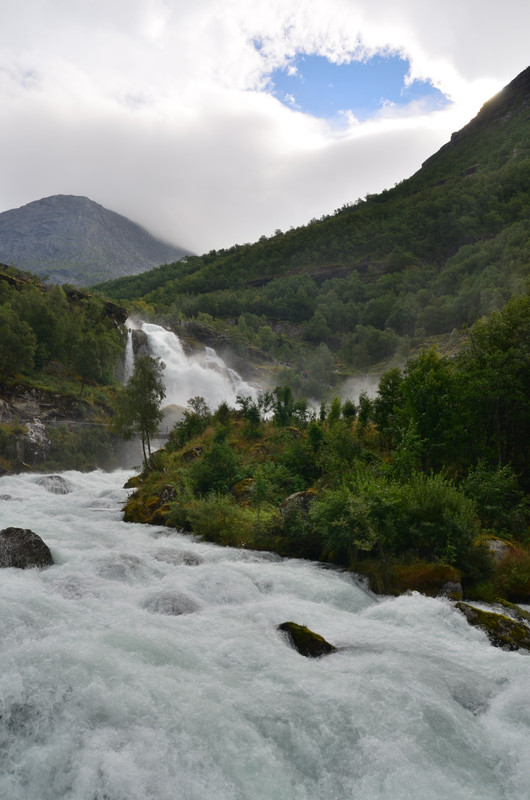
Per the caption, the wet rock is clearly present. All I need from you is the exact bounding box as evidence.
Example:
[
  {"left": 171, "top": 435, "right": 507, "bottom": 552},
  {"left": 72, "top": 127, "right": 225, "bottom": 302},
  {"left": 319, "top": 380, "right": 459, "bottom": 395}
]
[
  {"left": 98, "top": 554, "right": 143, "bottom": 581},
  {"left": 495, "top": 598, "right": 530, "bottom": 623},
  {"left": 278, "top": 621, "right": 337, "bottom": 658},
  {"left": 131, "top": 328, "right": 148, "bottom": 356},
  {"left": 437, "top": 581, "right": 464, "bottom": 601},
  {"left": 0, "top": 527, "right": 54, "bottom": 569},
  {"left": 144, "top": 590, "right": 200, "bottom": 615},
  {"left": 456, "top": 602, "right": 530, "bottom": 652},
  {"left": 280, "top": 489, "right": 317, "bottom": 517},
  {"left": 23, "top": 419, "right": 51, "bottom": 462},
  {"left": 153, "top": 548, "right": 204, "bottom": 566},
  {"left": 37, "top": 474, "right": 72, "bottom": 494},
  {"left": 486, "top": 538, "right": 515, "bottom": 563}
]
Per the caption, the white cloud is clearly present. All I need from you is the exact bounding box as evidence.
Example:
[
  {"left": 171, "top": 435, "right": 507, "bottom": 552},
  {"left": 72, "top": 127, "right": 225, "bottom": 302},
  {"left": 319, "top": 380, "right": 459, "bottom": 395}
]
[{"left": 0, "top": 0, "right": 528, "bottom": 253}]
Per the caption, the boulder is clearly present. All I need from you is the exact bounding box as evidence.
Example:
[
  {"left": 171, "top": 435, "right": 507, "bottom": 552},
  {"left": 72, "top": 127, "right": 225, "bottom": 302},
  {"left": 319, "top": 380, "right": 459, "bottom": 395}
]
[
  {"left": 278, "top": 621, "right": 337, "bottom": 658},
  {"left": 486, "top": 538, "right": 515, "bottom": 563},
  {"left": 456, "top": 602, "right": 530, "bottom": 651},
  {"left": 280, "top": 489, "right": 317, "bottom": 517},
  {"left": 0, "top": 527, "right": 54, "bottom": 569},
  {"left": 437, "top": 581, "right": 464, "bottom": 601},
  {"left": 37, "top": 474, "right": 72, "bottom": 494}
]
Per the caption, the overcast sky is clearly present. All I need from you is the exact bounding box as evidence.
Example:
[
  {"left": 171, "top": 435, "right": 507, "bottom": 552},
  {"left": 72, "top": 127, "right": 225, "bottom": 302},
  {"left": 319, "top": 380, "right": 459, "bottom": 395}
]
[{"left": 0, "top": 0, "right": 528, "bottom": 255}]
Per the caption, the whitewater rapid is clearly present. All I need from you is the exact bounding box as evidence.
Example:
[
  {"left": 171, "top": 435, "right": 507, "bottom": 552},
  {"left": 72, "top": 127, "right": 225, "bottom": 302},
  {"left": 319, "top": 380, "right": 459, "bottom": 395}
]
[{"left": 0, "top": 469, "right": 529, "bottom": 800}]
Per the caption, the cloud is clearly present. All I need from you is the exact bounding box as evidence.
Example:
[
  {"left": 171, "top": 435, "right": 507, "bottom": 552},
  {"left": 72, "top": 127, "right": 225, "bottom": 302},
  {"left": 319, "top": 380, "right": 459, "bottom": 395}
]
[{"left": 0, "top": 0, "right": 528, "bottom": 253}]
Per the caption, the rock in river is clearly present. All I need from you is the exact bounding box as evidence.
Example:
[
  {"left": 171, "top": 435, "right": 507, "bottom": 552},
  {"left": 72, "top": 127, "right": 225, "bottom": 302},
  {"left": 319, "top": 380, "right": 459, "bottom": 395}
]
[{"left": 0, "top": 527, "right": 54, "bottom": 569}]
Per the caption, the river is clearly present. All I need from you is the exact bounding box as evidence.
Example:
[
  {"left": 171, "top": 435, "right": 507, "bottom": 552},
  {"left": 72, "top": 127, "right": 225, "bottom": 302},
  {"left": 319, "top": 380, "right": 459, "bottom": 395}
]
[{"left": 1, "top": 468, "right": 529, "bottom": 800}]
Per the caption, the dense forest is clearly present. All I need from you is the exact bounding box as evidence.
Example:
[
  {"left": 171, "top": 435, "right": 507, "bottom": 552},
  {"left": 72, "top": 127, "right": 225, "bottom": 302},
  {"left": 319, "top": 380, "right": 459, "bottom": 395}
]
[{"left": 97, "top": 68, "right": 530, "bottom": 394}]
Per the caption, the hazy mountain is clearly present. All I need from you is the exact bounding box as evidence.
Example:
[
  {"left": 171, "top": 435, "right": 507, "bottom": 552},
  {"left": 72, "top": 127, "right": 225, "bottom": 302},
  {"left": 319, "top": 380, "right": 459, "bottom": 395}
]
[{"left": 0, "top": 195, "right": 192, "bottom": 286}]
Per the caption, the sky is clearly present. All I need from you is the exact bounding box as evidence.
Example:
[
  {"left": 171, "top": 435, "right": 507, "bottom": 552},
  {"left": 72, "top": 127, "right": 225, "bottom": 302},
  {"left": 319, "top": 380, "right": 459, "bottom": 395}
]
[{"left": 0, "top": 1, "right": 528, "bottom": 256}]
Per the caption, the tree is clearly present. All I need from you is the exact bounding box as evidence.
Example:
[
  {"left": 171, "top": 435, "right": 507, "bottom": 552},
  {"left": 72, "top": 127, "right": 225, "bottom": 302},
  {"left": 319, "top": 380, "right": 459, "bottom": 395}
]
[
  {"left": 112, "top": 355, "right": 166, "bottom": 466},
  {"left": 0, "top": 304, "right": 36, "bottom": 383}
]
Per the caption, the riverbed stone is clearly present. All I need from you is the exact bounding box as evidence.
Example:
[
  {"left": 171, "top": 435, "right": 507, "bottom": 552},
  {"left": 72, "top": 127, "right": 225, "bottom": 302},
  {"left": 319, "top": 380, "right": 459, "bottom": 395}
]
[
  {"left": 278, "top": 621, "right": 337, "bottom": 658},
  {"left": 0, "top": 527, "right": 54, "bottom": 569}
]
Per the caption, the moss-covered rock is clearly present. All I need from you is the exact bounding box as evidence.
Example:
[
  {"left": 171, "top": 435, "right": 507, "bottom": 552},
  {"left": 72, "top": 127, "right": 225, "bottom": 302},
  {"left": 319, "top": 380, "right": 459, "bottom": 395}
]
[
  {"left": 277, "top": 621, "right": 337, "bottom": 658},
  {"left": 456, "top": 602, "right": 530, "bottom": 651},
  {"left": 122, "top": 494, "right": 151, "bottom": 523},
  {"left": 124, "top": 475, "right": 143, "bottom": 489},
  {"left": 354, "top": 560, "right": 462, "bottom": 597},
  {"left": 494, "top": 598, "right": 530, "bottom": 623}
]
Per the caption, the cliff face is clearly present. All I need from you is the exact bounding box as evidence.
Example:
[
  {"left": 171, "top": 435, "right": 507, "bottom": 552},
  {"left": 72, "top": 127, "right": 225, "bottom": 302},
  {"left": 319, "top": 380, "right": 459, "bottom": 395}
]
[{"left": 0, "top": 195, "right": 192, "bottom": 286}]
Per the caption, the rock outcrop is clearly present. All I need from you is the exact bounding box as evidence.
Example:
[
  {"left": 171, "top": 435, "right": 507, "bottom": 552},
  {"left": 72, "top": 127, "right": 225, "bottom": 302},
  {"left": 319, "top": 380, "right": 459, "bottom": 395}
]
[{"left": 0, "top": 527, "right": 54, "bottom": 568}]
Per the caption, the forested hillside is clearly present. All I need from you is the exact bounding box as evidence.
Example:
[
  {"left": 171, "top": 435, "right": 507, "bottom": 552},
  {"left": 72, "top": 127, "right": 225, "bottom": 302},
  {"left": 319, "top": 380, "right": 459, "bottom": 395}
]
[
  {"left": 0, "top": 265, "right": 127, "bottom": 471},
  {"left": 98, "top": 67, "right": 530, "bottom": 390}
]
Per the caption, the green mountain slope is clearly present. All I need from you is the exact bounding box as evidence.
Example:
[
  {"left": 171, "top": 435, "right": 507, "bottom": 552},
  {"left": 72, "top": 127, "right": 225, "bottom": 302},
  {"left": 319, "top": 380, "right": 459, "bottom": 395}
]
[{"left": 97, "top": 67, "right": 530, "bottom": 384}]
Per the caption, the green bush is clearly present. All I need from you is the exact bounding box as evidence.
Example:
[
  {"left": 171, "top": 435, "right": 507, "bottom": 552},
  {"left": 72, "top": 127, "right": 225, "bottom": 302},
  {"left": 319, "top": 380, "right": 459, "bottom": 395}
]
[{"left": 187, "top": 494, "right": 254, "bottom": 546}]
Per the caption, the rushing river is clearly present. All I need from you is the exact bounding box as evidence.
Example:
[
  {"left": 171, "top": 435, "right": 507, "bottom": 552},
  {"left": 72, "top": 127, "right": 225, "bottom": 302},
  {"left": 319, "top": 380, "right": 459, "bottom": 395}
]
[{"left": 1, "top": 470, "right": 529, "bottom": 799}]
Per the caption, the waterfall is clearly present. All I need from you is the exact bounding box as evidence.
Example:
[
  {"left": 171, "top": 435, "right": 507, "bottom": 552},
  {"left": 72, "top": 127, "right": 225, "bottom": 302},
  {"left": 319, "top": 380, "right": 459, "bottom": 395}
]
[
  {"left": 123, "top": 327, "right": 134, "bottom": 383},
  {"left": 0, "top": 468, "right": 528, "bottom": 800},
  {"left": 140, "top": 321, "right": 259, "bottom": 411}
]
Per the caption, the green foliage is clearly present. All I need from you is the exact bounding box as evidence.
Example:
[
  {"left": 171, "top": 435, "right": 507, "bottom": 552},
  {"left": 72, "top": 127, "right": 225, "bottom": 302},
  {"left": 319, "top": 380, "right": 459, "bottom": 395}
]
[
  {"left": 189, "top": 433, "right": 242, "bottom": 495},
  {"left": 167, "top": 396, "right": 211, "bottom": 450},
  {"left": 0, "top": 304, "right": 36, "bottom": 381},
  {"left": 461, "top": 461, "right": 527, "bottom": 536},
  {"left": 0, "top": 271, "right": 125, "bottom": 392},
  {"left": 112, "top": 355, "right": 165, "bottom": 466},
  {"left": 186, "top": 494, "right": 254, "bottom": 547}
]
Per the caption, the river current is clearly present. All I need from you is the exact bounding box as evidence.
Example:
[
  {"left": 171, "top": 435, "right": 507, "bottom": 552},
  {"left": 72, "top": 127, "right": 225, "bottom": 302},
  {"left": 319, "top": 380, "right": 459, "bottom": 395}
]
[{"left": 0, "top": 468, "right": 529, "bottom": 800}]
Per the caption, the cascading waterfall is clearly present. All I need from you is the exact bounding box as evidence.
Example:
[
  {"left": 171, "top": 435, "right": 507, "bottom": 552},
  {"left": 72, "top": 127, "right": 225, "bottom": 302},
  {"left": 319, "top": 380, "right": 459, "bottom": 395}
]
[
  {"left": 0, "top": 469, "right": 529, "bottom": 800},
  {"left": 123, "top": 327, "right": 134, "bottom": 383},
  {"left": 136, "top": 321, "right": 259, "bottom": 411}
]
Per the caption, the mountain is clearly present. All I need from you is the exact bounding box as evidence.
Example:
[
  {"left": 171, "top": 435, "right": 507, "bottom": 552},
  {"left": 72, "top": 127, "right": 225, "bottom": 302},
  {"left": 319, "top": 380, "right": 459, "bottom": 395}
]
[
  {"left": 98, "top": 67, "right": 530, "bottom": 389},
  {"left": 0, "top": 195, "right": 192, "bottom": 286}
]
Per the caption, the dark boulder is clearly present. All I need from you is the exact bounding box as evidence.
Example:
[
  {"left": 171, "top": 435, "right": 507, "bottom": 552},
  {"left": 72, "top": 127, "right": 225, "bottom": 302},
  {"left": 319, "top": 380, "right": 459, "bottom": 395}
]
[
  {"left": 278, "top": 621, "right": 337, "bottom": 658},
  {"left": 0, "top": 527, "right": 54, "bottom": 568}
]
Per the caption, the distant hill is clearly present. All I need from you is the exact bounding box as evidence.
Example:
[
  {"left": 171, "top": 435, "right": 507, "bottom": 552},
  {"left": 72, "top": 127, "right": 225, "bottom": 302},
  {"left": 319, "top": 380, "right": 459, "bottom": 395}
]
[{"left": 0, "top": 195, "right": 192, "bottom": 286}]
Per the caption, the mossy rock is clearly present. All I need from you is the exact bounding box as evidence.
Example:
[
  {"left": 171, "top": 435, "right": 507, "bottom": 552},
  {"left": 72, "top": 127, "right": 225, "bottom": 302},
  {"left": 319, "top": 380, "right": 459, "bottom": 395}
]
[
  {"left": 123, "top": 475, "right": 143, "bottom": 489},
  {"left": 150, "top": 503, "right": 172, "bottom": 525},
  {"left": 354, "top": 560, "right": 462, "bottom": 597},
  {"left": 123, "top": 496, "right": 150, "bottom": 523},
  {"left": 277, "top": 621, "right": 337, "bottom": 658},
  {"left": 390, "top": 563, "right": 462, "bottom": 597},
  {"left": 495, "top": 598, "right": 530, "bottom": 623},
  {"left": 456, "top": 602, "right": 530, "bottom": 651}
]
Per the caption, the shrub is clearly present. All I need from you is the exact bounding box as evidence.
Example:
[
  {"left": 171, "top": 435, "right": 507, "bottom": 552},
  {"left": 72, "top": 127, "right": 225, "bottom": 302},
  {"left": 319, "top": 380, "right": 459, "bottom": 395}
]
[{"left": 186, "top": 494, "right": 254, "bottom": 546}]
